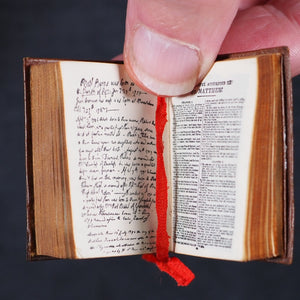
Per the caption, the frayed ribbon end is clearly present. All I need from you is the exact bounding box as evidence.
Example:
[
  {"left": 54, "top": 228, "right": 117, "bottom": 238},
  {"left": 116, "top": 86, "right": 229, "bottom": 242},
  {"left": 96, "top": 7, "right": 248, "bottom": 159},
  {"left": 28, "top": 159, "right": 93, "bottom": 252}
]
[{"left": 142, "top": 254, "right": 195, "bottom": 286}]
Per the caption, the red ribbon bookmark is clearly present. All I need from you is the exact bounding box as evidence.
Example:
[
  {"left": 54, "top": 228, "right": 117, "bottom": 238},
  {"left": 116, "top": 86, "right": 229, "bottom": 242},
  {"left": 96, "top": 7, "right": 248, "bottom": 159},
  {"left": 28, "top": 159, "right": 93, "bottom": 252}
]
[{"left": 142, "top": 96, "right": 195, "bottom": 286}]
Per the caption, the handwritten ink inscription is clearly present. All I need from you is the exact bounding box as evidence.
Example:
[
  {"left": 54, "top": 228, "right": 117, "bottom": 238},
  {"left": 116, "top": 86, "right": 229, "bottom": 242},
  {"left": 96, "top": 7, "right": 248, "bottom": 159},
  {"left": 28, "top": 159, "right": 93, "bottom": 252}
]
[{"left": 73, "top": 76, "right": 157, "bottom": 256}]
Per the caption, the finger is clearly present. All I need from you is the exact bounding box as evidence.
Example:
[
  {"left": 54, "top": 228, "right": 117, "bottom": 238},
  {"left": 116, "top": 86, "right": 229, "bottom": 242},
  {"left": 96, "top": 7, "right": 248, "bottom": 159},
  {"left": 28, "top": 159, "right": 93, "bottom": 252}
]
[
  {"left": 239, "top": 0, "right": 268, "bottom": 10},
  {"left": 220, "top": 0, "right": 300, "bottom": 77},
  {"left": 124, "top": 0, "right": 241, "bottom": 96},
  {"left": 112, "top": 54, "right": 124, "bottom": 61}
]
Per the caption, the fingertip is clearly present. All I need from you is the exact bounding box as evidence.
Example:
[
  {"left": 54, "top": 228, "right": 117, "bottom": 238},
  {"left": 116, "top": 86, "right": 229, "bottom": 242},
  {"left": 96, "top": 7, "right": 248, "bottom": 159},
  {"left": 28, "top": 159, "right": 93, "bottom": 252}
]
[
  {"left": 124, "top": 25, "right": 201, "bottom": 96},
  {"left": 111, "top": 54, "right": 123, "bottom": 61}
]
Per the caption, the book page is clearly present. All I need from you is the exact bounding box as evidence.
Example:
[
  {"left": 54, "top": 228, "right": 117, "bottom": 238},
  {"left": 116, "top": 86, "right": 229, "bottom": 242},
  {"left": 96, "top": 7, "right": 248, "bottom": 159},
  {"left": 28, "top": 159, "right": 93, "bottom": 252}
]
[
  {"left": 60, "top": 62, "right": 157, "bottom": 258},
  {"left": 170, "top": 58, "right": 258, "bottom": 261}
]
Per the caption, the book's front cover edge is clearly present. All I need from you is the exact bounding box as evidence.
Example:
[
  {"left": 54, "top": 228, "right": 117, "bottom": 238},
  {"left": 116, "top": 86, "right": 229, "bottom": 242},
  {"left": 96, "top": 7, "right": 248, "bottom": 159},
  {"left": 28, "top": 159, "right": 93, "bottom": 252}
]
[
  {"left": 24, "top": 58, "right": 35, "bottom": 260},
  {"left": 24, "top": 57, "right": 36, "bottom": 261},
  {"left": 285, "top": 48, "right": 294, "bottom": 265}
]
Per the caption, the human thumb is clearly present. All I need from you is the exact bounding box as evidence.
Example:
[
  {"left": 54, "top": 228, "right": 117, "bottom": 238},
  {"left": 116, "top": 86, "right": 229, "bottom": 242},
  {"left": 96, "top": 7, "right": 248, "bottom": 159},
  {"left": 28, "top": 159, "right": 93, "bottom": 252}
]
[{"left": 124, "top": 0, "right": 240, "bottom": 96}]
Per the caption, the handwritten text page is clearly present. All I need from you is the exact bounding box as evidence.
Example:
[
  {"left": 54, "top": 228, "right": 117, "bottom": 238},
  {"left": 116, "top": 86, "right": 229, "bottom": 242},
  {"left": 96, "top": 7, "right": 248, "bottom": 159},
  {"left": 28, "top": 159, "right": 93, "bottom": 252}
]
[{"left": 60, "top": 62, "right": 157, "bottom": 258}]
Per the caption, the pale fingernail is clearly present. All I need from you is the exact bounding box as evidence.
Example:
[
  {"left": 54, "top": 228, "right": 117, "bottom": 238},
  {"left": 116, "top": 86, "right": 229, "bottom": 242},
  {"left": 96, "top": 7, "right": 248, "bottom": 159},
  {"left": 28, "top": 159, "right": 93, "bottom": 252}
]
[{"left": 128, "top": 25, "right": 201, "bottom": 96}]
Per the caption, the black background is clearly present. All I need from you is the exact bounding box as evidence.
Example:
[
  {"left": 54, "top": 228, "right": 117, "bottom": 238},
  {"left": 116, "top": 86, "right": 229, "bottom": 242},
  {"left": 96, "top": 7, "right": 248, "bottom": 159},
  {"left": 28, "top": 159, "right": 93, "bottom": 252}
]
[{"left": 1, "top": 0, "right": 300, "bottom": 299}]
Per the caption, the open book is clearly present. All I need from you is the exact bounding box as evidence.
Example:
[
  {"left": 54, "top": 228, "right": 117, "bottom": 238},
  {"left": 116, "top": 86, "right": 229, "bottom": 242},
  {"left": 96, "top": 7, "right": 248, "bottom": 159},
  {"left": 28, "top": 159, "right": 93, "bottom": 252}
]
[{"left": 24, "top": 47, "right": 294, "bottom": 264}]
